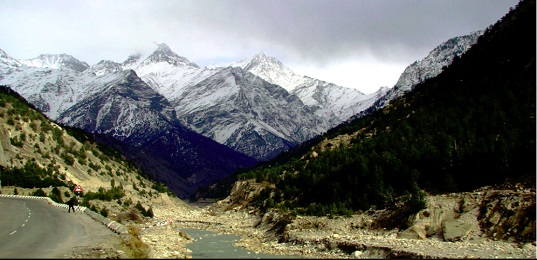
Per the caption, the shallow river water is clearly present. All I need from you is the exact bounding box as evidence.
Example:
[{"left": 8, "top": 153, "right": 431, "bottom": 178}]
[{"left": 182, "top": 228, "right": 298, "bottom": 259}]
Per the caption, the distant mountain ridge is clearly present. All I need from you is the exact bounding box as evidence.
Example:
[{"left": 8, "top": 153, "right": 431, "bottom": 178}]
[
  {"left": 0, "top": 50, "right": 256, "bottom": 198},
  {"left": 0, "top": 30, "right": 482, "bottom": 196}
]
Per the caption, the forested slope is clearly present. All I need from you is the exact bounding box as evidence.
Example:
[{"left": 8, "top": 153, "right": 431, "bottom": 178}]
[{"left": 233, "top": 0, "right": 535, "bottom": 216}]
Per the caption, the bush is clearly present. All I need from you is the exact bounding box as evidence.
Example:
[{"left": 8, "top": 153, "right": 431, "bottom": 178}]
[
  {"left": 135, "top": 201, "right": 154, "bottom": 218},
  {"left": 117, "top": 208, "right": 144, "bottom": 224},
  {"left": 100, "top": 207, "right": 109, "bottom": 217},
  {"left": 32, "top": 188, "right": 46, "bottom": 197},
  {"left": 48, "top": 186, "right": 63, "bottom": 203}
]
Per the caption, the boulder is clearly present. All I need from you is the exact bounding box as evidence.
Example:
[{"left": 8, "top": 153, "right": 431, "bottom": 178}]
[
  {"left": 351, "top": 250, "right": 363, "bottom": 258},
  {"left": 442, "top": 220, "right": 474, "bottom": 241},
  {"left": 398, "top": 225, "right": 427, "bottom": 239}
]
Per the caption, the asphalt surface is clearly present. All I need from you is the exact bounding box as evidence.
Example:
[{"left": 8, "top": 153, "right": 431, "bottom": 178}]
[{"left": 0, "top": 197, "right": 88, "bottom": 258}]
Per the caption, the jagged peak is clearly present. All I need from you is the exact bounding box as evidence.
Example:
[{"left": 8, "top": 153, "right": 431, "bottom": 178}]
[
  {"left": 248, "top": 52, "right": 283, "bottom": 66},
  {"left": 19, "top": 53, "right": 89, "bottom": 72},
  {"left": 87, "top": 60, "right": 123, "bottom": 76},
  {"left": 0, "top": 48, "right": 21, "bottom": 68},
  {"left": 0, "top": 48, "right": 9, "bottom": 57},
  {"left": 142, "top": 42, "right": 199, "bottom": 68},
  {"left": 155, "top": 42, "right": 172, "bottom": 52}
]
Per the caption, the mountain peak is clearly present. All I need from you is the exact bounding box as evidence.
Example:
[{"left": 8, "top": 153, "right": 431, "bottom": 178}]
[
  {"left": 253, "top": 52, "right": 268, "bottom": 60},
  {"left": 246, "top": 52, "right": 283, "bottom": 69},
  {"left": 0, "top": 48, "right": 22, "bottom": 68},
  {"left": 19, "top": 53, "right": 89, "bottom": 72},
  {"left": 142, "top": 42, "right": 199, "bottom": 68},
  {"left": 88, "top": 60, "right": 123, "bottom": 76},
  {"left": 155, "top": 42, "right": 172, "bottom": 52},
  {"left": 237, "top": 52, "right": 305, "bottom": 92}
]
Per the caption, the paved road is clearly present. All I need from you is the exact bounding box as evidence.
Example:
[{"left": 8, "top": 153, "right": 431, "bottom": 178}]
[{"left": 0, "top": 197, "right": 87, "bottom": 258}]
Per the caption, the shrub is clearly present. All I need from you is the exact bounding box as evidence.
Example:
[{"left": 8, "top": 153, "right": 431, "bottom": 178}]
[
  {"left": 32, "top": 188, "right": 46, "bottom": 197},
  {"left": 100, "top": 207, "right": 109, "bottom": 217},
  {"left": 49, "top": 186, "right": 63, "bottom": 203},
  {"left": 117, "top": 208, "right": 144, "bottom": 224}
]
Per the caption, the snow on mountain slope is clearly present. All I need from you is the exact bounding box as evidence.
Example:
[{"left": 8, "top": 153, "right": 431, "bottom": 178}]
[
  {"left": 173, "top": 66, "right": 325, "bottom": 160},
  {"left": 19, "top": 53, "right": 90, "bottom": 72},
  {"left": 53, "top": 69, "right": 256, "bottom": 196},
  {"left": 0, "top": 49, "right": 22, "bottom": 69},
  {"left": 119, "top": 45, "right": 329, "bottom": 160},
  {"left": 372, "top": 30, "right": 484, "bottom": 110},
  {"left": 0, "top": 50, "right": 257, "bottom": 197},
  {"left": 87, "top": 60, "right": 124, "bottom": 76},
  {"left": 234, "top": 52, "right": 387, "bottom": 125},
  {"left": 231, "top": 53, "right": 308, "bottom": 92},
  {"left": 125, "top": 43, "right": 219, "bottom": 99},
  {"left": 0, "top": 61, "right": 128, "bottom": 119}
]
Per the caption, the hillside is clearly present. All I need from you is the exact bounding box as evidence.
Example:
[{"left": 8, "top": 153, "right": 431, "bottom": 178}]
[
  {"left": 220, "top": 0, "right": 535, "bottom": 225},
  {"left": 0, "top": 85, "right": 189, "bottom": 220}
]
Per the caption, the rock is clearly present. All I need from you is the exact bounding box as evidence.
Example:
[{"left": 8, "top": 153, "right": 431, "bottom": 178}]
[
  {"left": 351, "top": 250, "right": 363, "bottom": 258},
  {"left": 443, "top": 220, "right": 474, "bottom": 242},
  {"left": 398, "top": 225, "right": 427, "bottom": 239}
]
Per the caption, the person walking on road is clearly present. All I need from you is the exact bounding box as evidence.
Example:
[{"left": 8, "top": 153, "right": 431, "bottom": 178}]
[{"left": 67, "top": 197, "right": 76, "bottom": 213}]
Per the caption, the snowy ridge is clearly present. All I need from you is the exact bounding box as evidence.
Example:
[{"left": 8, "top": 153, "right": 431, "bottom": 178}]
[
  {"left": 0, "top": 49, "right": 22, "bottom": 68},
  {"left": 373, "top": 30, "right": 484, "bottom": 110},
  {"left": 173, "top": 67, "right": 325, "bottom": 159},
  {"left": 88, "top": 60, "right": 123, "bottom": 76},
  {"left": 236, "top": 52, "right": 387, "bottom": 125},
  {"left": 19, "top": 54, "right": 90, "bottom": 72},
  {"left": 232, "top": 53, "right": 308, "bottom": 92},
  {"left": 121, "top": 45, "right": 330, "bottom": 159},
  {"left": 0, "top": 29, "right": 481, "bottom": 162}
]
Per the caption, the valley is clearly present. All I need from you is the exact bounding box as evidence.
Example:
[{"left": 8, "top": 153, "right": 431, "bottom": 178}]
[{"left": 0, "top": 0, "right": 535, "bottom": 258}]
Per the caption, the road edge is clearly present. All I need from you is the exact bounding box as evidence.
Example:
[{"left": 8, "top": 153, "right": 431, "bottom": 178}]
[{"left": 0, "top": 194, "right": 128, "bottom": 235}]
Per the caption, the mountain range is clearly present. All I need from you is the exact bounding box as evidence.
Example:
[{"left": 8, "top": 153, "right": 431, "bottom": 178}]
[{"left": 0, "top": 30, "right": 482, "bottom": 197}]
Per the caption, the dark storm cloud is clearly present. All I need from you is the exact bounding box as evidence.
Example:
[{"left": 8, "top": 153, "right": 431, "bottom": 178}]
[
  {"left": 0, "top": 0, "right": 519, "bottom": 92},
  {"left": 167, "top": 0, "right": 518, "bottom": 64}
]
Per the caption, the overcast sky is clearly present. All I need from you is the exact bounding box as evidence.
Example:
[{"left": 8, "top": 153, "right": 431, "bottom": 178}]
[{"left": 0, "top": 0, "right": 518, "bottom": 94}]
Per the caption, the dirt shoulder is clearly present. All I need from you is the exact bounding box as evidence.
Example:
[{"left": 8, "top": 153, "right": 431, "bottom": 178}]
[{"left": 56, "top": 211, "right": 126, "bottom": 259}]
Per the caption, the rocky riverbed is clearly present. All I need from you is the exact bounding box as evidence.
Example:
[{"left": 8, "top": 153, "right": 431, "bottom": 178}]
[{"left": 133, "top": 185, "right": 535, "bottom": 259}]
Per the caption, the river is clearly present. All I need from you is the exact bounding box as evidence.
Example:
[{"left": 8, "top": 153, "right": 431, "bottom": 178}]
[{"left": 182, "top": 228, "right": 298, "bottom": 259}]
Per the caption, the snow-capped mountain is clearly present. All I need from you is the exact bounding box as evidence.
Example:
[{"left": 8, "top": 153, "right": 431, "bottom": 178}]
[
  {"left": 87, "top": 60, "right": 124, "bottom": 76},
  {"left": 173, "top": 66, "right": 325, "bottom": 159},
  {"left": 371, "top": 30, "right": 484, "bottom": 110},
  {"left": 234, "top": 53, "right": 389, "bottom": 125},
  {"left": 124, "top": 45, "right": 328, "bottom": 160},
  {"left": 19, "top": 53, "right": 90, "bottom": 72},
  {"left": 123, "top": 43, "right": 218, "bottom": 98},
  {"left": 231, "top": 53, "right": 308, "bottom": 93},
  {"left": 0, "top": 49, "right": 22, "bottom": 68},
  {"left": 0, "top": 28, "right": 482, "bottom": 193},
  {"left": 0, "top": 50, "right": 256, "bottom": 198}
]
